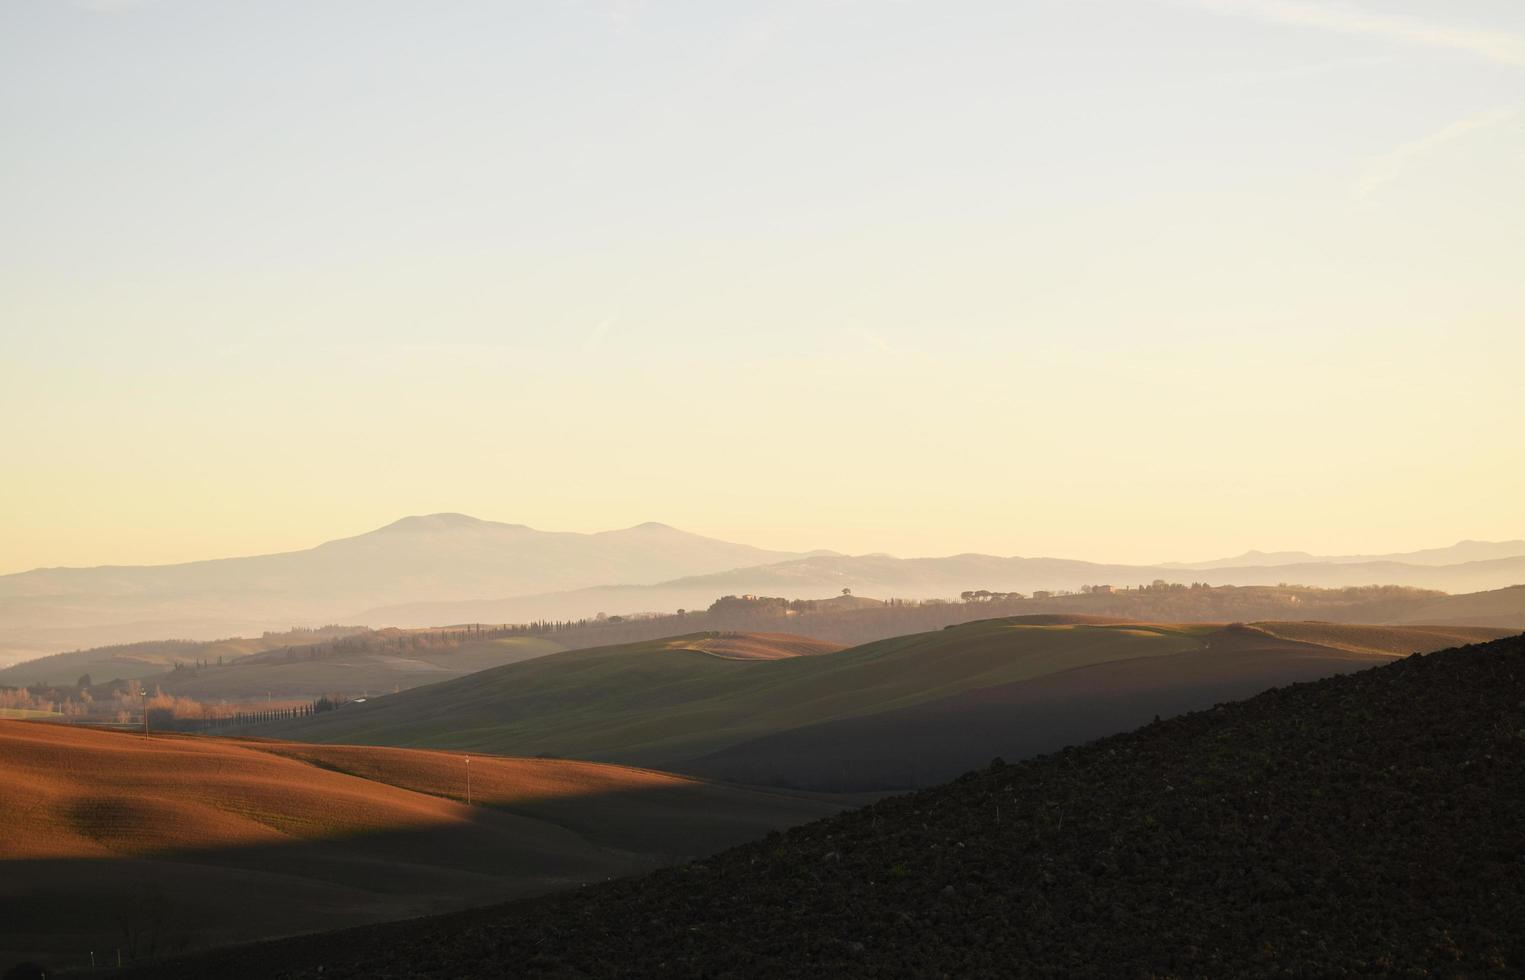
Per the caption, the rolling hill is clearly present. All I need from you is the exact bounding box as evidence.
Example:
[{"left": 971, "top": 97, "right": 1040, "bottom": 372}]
[
  {"left": 247, "top": 619, "right": 1510, "bottom": 789},
  {"left": 6, "top": 585, "right": 1501, "bottom": 705},
  {"left": 1383, "top": 583, "right": 1525, "bottom": 629},
  {"left": 687, "top": 623, "right": 1504, "bottom": 789},
  {"left": 114, "top": 632, "right": 1525, "bottom": 979},
  {"left": 247, "top": 622, "right": 1218, "bottom": 766},
  {"left": 0, "top": 721, "right": 853, "bottom": 968},
  {"left": 141, "top": 631, "right": 840, "bottom": 702}
]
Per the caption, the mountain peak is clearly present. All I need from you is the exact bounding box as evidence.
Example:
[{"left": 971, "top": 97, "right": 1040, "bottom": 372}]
[
  {"left": 593, "top": 521, "right": 684, "bottom": 537},
  {"left": 374, "top": 513, "right": 500, "bottom": 533}
]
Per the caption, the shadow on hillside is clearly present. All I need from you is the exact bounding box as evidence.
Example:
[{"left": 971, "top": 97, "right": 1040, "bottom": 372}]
[
  {"left": 690, "top": 638, "right": 1392, "bottom": 791},
  {"left": 0, "top": 776, "right": 846, "bottom": 975},
  {"left": 0, "top": 629, "right": 1436, "bottom": 973}
]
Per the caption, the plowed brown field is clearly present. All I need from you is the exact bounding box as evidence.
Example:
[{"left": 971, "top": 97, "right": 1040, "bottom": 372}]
[{"left": 0, "top": 722, "right": 850, "bottom": 970}]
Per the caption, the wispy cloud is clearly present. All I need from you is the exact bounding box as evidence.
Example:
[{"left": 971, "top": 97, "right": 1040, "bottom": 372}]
[
  {"left": 1161, "top": 53, "right": 1393, "bottom": 93},
  {"left": 852, "top": 327, "right": 917, "bottom": 360},
  {"left": 598, "top": 0, "right": 646, "bottom": 30},
  {"left": 583, "top": 314, "right": 618, "bottom": 353},
  {"left": 1239, "top": 53, "right": 1392, "bottom": 81},
  {"left": 1186, "top": 0, "right": 1525, "bottom": 68},
  {"left": 1355, "top": 107, "right": 1517, "bottom": 198},
  {"left": 582, "top": 274, "right": 640, "bottom": 353},
  {"left": 72, "top": 0, "right": 161, "bottom": 12}
]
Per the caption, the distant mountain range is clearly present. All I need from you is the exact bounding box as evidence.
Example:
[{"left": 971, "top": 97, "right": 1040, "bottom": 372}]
[
  {"left": 0, "top": 515, "right": 826, "bottom": 663},
  {"left": 0, "top": 514, "right": 820, "bottom": 601},
  {"left": 1, "top": 514, "right": 1521, "bottom": 665},
  {"left": 1160, "top": 540, "right": 1525, "bottom": 569}
]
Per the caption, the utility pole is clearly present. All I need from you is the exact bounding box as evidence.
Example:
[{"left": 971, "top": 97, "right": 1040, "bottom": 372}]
[
  {"left": 142, "top": 690, "right": 149, "bottom": 741},
  {"left": 465, "top": 755, "right": 471, "bottom": 805}
]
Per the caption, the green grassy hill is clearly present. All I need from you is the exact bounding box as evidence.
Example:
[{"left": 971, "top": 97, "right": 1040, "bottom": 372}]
[
  {"left": 688, "top": 624, "right": 1396, "bottom": 789},
  {"left": 249, "top": 619, "right": 1497, "bottom": 783},
  {"left": 253, "top": 622, "right": 1210, "bottom": 766}
]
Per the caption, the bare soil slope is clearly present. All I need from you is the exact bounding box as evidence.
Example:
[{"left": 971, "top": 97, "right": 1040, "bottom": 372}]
[{"left": 0, "top": 723, "right": 849, "bottom": 970}]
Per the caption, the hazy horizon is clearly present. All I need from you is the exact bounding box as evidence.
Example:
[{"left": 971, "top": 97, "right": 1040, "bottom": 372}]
[
  {"left": 4, "top": 5, "right": 1523, "bottom": 973},
  {"left": 5, "top": 0, "right": 1522, "bottom": 573},
  {"left": 0, "top": 508, "right": 1520, "bottom": 577}
]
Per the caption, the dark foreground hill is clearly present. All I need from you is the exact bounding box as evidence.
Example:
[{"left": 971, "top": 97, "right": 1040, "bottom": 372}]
[{"left": 116, "top": 633, "right": 1525, "bottom": 979}]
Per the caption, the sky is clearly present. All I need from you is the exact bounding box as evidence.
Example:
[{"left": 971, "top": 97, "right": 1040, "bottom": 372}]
[{"left": 2, "top": 0, "right": 1523, "bottom": 573}]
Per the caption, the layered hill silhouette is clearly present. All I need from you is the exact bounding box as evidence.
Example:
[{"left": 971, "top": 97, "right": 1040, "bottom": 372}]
[
  {"left": 0, "top": 625, "right": 375, "bottom": 689},
  {"left": 9, "top": 584, "right": 1521, "bottom": 701},
  {"left": 0, "top": 515, "right": 826, "bottom": 663},
  {"left": 116, "top": 632, "right": 1525, "bottom": 978},
  {"left": 127, "top": 632, "right": 568, "bottom": 702},
  {"left": 356, "top": 548, "right": 1525, "bottom": 628},
  {"left": 1384, "top": 583, "right": 1525, "bottom": 629},
  {"left": 0, "top": 721, "right": 851, "bottom": 967},
  {"left": 5, "top": 519, "right": 1522, "bottom": 666},
  {"left": 1159, "top": 538, "right": 1525, "bottom": 569},
  {"left": 248, "top": 620, "right": 1509, "bottom": 790}
]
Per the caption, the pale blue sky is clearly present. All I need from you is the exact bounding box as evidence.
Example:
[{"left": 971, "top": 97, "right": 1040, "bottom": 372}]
[{"left": 3, "top": 1, "right": 1522, "bottom": 571}]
